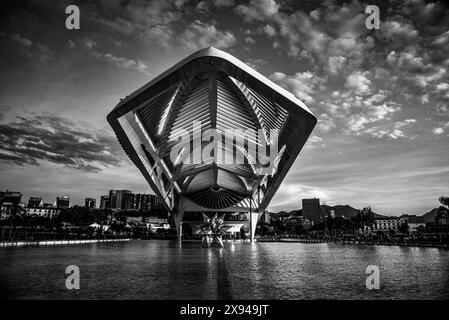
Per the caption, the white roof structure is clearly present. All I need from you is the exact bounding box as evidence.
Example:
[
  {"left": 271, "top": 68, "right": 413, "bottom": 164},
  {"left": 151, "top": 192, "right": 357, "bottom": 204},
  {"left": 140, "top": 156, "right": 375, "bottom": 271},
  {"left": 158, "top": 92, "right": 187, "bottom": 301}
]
[{"left": 107, "top": 47, "right": 316, "bottom": 216}]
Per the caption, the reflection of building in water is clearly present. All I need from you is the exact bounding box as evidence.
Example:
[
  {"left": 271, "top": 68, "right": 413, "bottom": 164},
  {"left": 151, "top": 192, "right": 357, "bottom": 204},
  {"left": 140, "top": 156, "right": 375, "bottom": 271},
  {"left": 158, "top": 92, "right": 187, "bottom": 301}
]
[{"left": 107, "top": 47, "right": 317, "bottom": 242}]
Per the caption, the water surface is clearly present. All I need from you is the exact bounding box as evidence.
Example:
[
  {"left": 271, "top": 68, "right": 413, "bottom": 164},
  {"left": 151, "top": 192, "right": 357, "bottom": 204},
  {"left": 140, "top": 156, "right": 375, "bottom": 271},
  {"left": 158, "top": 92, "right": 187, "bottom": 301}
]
[{"left": 0, "top": 240, "right": 448, "bottom": 299}]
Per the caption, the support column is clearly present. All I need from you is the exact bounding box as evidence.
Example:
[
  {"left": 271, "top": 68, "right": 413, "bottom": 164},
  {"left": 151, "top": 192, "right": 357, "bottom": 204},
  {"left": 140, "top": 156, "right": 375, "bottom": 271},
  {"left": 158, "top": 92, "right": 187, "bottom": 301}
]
[
  {"left": 173, "top": 197, "right": 184, "bottom": 242},
  {"left": 249, "top": 196, "right": 259, "bottom": 243},
  {"left": 250, "top": 211, "right": 259, "bottom": 242}
]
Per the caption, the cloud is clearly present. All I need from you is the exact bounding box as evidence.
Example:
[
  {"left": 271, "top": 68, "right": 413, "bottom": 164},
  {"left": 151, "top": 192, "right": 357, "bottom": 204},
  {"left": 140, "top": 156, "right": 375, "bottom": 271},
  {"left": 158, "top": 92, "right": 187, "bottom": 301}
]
[
  {"left": 317, "top": 113, "right": 336, "bottom": 132},
  {"left": 11, "top": 33, "right": 32, "bottom": 47},
  {"left": 432, "top": 30, "right": 449, "bottom": 45},
  {"left": 363, "top": 119, "right": 416, "bottom": 140},
  {"left": 435, "top": 82, "right": 449, "bottom": 92},
  {"left": 345, "top": 70, "right": 372, "bottom": 95},
  {"left": 270, "top": 71, "right": 326, "bottom": 104},
  {"left": 67, "top": 40, "right": 76, "bottom": 49},
  {"left": 327, "top": 56, "right": 347, "bottom": 76},
  {"left": 244, "top": 36, "right": 256, "bottom": 44},
  {"left": 263, "top": 24, "right": 276, "bottom": 37},
  {"left": 92, "top": 51, "right": 151, "bottom": 75},
  {"left": 212, "top": 0, "right": 235, "bottom": 7},
  {"left": 384, "top": 20, "right": 419, "bottom": 42},
  {"left": 304, "top": 135, "right": 324, "bottom": 150},
  {"left": 89, "top": 1, "right": 236, "bottom": 53},
  {"left": 82, "top": 37, "right": 98, "bottom": 50},
  {"left": 5, "top": 33, "right": 54, "bottom": 62},
  {"left": 432, "top": 127, "right": 444, "bottom": 135},
  {"left": 179, "top": 20, "right": 237, "bottom": 51},
  {"left": 269, "top": 182, "right": 334, "bottom": 211},
  {"left": 235, "top": 0, "right": 279, "bottom": 22},
  {"left": 91, "top": 51, "right": 151, "bottom": 75},
  {"left": 345, "top": 102, "right": 401, "bottom": 134},
  {"left": 0, "top": 114, "right": 124, "bottom": 173},
  {"left": 78, "top": 37, "right": 151, "bottom": 76}
]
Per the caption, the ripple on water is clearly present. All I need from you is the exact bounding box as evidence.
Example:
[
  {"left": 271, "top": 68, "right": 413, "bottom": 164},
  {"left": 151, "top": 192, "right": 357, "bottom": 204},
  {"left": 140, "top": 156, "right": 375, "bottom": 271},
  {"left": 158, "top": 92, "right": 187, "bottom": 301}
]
[{"left": 0, "top": 241, "right": 448, "bottom": 299}]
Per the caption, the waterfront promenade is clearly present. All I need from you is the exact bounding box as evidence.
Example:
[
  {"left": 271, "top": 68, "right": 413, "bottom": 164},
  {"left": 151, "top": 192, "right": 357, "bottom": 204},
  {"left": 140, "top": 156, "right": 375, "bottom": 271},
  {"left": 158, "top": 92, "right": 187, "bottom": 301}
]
[
  {"left": 1, "top": 236, "right": 447, "bottom": 249},
  {"left": 0, "top": 238, "right": 132, "bottom": 248}
]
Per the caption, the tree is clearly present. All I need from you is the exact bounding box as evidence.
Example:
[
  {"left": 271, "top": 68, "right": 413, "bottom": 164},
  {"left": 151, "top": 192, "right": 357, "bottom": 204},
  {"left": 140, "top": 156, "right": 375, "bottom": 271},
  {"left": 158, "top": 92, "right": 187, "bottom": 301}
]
[
  {"left": 398, "top": 222, "right": 409, "bottom": 234},
  {"left": 439, "top": 196, "right": 449, "bottom": 208}
]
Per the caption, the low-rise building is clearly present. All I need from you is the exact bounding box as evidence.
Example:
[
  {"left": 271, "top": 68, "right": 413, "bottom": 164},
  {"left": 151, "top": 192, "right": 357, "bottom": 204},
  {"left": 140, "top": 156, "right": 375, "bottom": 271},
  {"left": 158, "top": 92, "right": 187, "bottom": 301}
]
[
  {"left": 400, "top": 214, "right": 426, "bottom": 232},
  {"left": 260, "top": 211, "right": 271, "bottom": 224},
  {"left": 1, "top": 202, "right": 14, "bottom": 220},
  {"left": 0, "top": 190, "right": 23, "bottom": 207},
  {"left": 28, "top": 197, "right": 43, "bottom": 208},
  {"left": 373, "top": 216, "right": 402, "bottom": 232},
  {"left": 26, "top": 207, "right": 61, "bottom": 218}
]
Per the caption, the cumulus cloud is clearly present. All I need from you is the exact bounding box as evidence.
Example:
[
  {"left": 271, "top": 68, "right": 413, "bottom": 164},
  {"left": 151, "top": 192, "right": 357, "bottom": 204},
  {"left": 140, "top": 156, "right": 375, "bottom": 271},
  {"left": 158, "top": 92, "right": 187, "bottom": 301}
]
[
  {"left": 0, "top": 114, "right": 124, "bottom": 172},
  {"left": 11, "top": 33, "right": 32, "bottom": 47},
  {"left": 384, "top": 20, "right": 419, "bottom": 41},
  {"left": 263, "top": 24, "right": 276, "bottom": 37},
  {"left": 235, "top": 0, "right": 279, "bottom": 22},
  {"left": 179, "top": 20, "right": 236, "bottom": 51},
  {"left": 212, "top": 0, "right": 235, "bottom": 7},
  {"left": 432, "top": 127, "right": 444, "bottom": 135},
  {"left": 4, "top": 33, "right": 54, "bottom": 62},
  {"left": 82, "top": 37, "right": 98, "bottom": 50},
  {"left": 270, "top": 71, "right": 326, "bottom": 104},
  {"left": 346, "top": 101, "right": 400, "bottom": 134},
  {"left": 327, "top": 56, "right": 347, "bottom": 76},
  {"left": 88, "top": 0, "right": 237, "bottom": 52},
  {"left": 345, "top": 71, "right": 372, "bottom": 95},
  {"left": 317, "top": 113, "right": 337, "bottom": 132},
  {"left": 432, "top": 30, "right": 449, "bottom": 45},
  {"left": 78, "top": 37, "right": 151, "bottom": 75},
  {"left": 364, "top": 119, "right": 417, "bottom": 140}
]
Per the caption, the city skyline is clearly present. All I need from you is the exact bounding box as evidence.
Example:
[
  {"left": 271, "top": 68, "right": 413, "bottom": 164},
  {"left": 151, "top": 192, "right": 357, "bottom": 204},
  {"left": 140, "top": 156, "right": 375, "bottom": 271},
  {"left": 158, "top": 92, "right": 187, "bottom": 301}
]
[{"left": 1, "top": 0, "right": 449, "bottom": 215}]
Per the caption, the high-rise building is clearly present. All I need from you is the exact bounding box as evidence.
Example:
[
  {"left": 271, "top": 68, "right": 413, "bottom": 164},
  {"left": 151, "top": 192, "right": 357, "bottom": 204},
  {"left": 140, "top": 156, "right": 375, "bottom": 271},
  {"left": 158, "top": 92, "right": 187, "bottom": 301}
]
[
  {"left": 108, "top": 190, "right": 117, "bottom": 209},
  {"left": 108, "top": 190, "right": 132, "bottom": 210},
  {"left": 100, "top": 195, "right": 110, "bottom": 209},
  {"left": 85, "top": 198, "right": 96, "bottom": 209},
  {"left": 133, "top": 194, "right": 152, "bottom": 211},
  {"left": 123, "top": 192, "right": 134, "bottom": 210},
  {"left": 56, "top": 195, "right": 70, "bottom": 209},
  {"left": 28, "top": 197, "right": 43, "bottom": 208},
  {"left": 0, "top": 190, "right": 23, "bottom": 207},
  {"left": 116, "top": 190, "right": 132, "bottom": 209},
  {"left": 149, "top": 194, "right": 164, "bottom": 210},
  {"left": 302, "top": 198, "right": 322, "bottom": 225}
]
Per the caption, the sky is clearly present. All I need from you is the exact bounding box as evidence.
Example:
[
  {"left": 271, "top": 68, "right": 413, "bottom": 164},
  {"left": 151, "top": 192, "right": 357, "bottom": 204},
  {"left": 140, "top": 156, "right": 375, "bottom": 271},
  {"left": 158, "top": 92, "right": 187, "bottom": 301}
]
[{"left": 0, "top": 0, "right": 448, "bottom": 215}]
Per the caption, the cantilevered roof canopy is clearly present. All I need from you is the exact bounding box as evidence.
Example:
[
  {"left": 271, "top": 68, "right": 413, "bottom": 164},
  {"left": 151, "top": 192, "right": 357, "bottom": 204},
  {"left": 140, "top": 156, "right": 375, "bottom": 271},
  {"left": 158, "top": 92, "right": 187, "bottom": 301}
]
[{"left": 107, "top": 47, "right": 316, "bottom": 212}]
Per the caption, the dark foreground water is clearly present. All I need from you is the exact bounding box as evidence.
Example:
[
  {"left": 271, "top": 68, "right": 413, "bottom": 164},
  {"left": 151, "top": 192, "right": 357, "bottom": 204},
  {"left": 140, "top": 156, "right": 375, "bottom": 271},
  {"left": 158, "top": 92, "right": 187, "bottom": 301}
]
[{"left": 0, "top": 240, "right": 448, "bottom": 299}]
